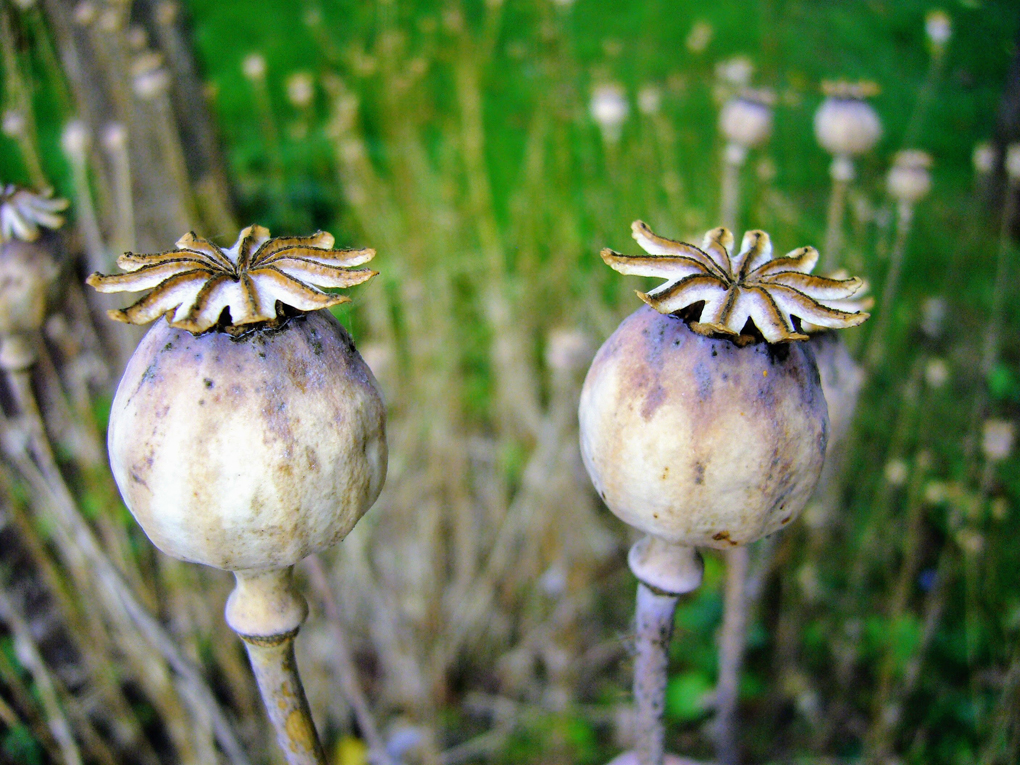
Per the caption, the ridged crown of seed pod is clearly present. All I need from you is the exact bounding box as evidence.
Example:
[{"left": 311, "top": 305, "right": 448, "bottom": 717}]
[
  {"left": 601, "top": 221, "right": 869, "bottom": 345},
  {"left": 887, "top": 149, "right": 933, "bottom": 205},
  {"left": 0, "top": 185, "right": 68, "bottom": 243},
  {"left": 87, "top": 224, "right": 377, "bottom": 335},
  {"left": 88, "top": 226, "right": 387, "bottom": 571},
  {"left": 719, "top": 88, "right": 775, "bottom": 150},
  {"left": 814, "top": 80, "right": 882, "bottom": 157},
  {"left": 800, "top": 269, "right": 874, "bottom": 334}
]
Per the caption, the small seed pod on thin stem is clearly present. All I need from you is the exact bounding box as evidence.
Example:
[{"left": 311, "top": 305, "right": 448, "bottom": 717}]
[
  {"left": 0, "top": 185, "right": 67, "bottom": 370},
  {"left": 718, "top": 88, "right": 774, "bottom": 233},
  {"left": 814, "top": 81, "right": 882, "bottom": 271},
  {"left": 580, "top": 221, "right": 869, "bottom": 765},
  {"left": 88, "top": 226, "right": 387, "bottom": 765},
  {"left": 866, "top": 150, "right": 932, "bottom": 368},
  {"left": 591, "top": 83, "right": 630, "bottom": 145}
]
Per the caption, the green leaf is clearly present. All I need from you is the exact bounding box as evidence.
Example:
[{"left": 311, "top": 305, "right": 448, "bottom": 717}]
[
  {"left": 988, "top": 364, "right": 1019, "bottom": 401},
  {"left": 2, "top": 724, "right": 43, "bottom": 765},
  {"left": 665, "top": 670, "right": 712, "bottom": 721}
]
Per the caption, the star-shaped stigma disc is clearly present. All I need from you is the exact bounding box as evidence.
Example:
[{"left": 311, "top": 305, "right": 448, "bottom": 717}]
[
  {"left": 0, "top": 185, "right": 68, "bottom": 242},
  {"left": 600, "top": 221, "right": 869, "bottom": 344},
  {"left": 87, "top": 225, "right": 376, "bottom": 335}
]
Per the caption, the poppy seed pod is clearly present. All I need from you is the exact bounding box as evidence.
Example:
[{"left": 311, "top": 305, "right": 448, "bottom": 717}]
[
  {"left": 107, "top": 310, "right": 386, "bottom": 570},
  {"left": 719, "top": 89, "right": 775, "bottom": 151},
  {"left": 580, "top": 305, "right": 827, "bottom": 548},
  {"left": 89, "top": 225, "right": 386, "bottom": 762},
  {"left": 580, "top": 222, "right": 869, "bottom": 550},
  {"left": 814, "top": 81, "right": 882, "bottom": 158},
  {"left": 88, "top": 225, "right": 386, "bottom": 571},
  {"left": 0, "top": 239, "right": 55, "bottom": 335},
  {"left": 0, "top": 187, "right": 67, "bottom": 370},
  {"left": 887, "top": 150, "right": 933, "bottom": 206}
]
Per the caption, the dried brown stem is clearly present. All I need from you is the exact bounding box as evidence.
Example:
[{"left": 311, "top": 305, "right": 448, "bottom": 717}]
[
  {"left": 1, "top": 364, "right": 251, "bottom": 765},
  {"left": 0, "top": 583, "right": 83, "bottom": 765},
  {"left": 822, "top": 163, "right": 851, "bottom": 272},
  {"left": 226, "top": 567, "right": 326, "bottom": 765},
  {"left": 305, "top": 555, "right": 393, "bottom": 765},
  {"left": 713, "top": 546, "right": 749, "bottom": 765}
]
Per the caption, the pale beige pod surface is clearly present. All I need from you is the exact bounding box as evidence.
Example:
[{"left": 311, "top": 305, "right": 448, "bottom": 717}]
[
  {"left": 579, "top": 306, "right": 828, "bottom": 549},
  {"left": 813, "top": 97, "right": 882, "bottom": 157},
  {"left": 108, "top": 310, "right": 387, "bottom": 571}
]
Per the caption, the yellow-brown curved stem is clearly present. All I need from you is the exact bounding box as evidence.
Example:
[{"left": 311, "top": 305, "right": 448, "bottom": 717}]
[{"left": 227, "top": 568, "right": 327, "bottom": 765}]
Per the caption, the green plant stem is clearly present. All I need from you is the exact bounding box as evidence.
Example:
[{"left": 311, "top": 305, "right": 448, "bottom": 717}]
[
  {"left": 0, "top": 629, "right": 64, "bottom": 762},
  {"left": 862, "top": 452, "right": 929, "bottom": 762},
  {"left": 866, "top": 201, "right": 914, "bottom": 370},
  {"left": 0, "top": 5, "right": 47, "bottom": 187},
  {"left": 963, "top": 176, "right": 1018, "bottom": 477},
  {"left": 242, "top": 637, "right": 326, "bottom": 765},
  {"left": 822, "top": 158, "right": 852, "bottom": 272},
  {"left": 719, "top": 146, "right": 744, "bottom": 234}
]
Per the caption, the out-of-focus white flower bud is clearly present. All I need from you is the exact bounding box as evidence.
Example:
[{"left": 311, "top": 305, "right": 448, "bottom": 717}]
[
  {"left": 925, "top": 10, "right": 952, "bottom": 50},
  {"left": 2, "top": 110, "right": 26, "bottom": 138},
  {"left": 73, "top": 2, "right": 97, "bottom": 26},
  {"left": 924, "top": 358, "right": 949, "bottom": 390},
  {"left": 242, "top": 53, "right": 267, "bottom": 82},
  {"left": 126, "top": 25, "right": 148, "bottom": 51},
  {"left": 685, "top": 20, "right": 712, "bottom": 53},
  {"left": 887, "top": 150, "right": 932, "bottom": 205},
  {"left": 719, "top": 89, "right": 774, "bottom": 150},
  {"left": 98, "top": 7, "right": 123, "bottom": 33},
  {"left": 1005, "top": 143, "right": 1020, "bottom": 183},
  {"left": 131, "top": 52, "right": 171, "bottom": 100},
  {"left": 715, "top": 56, "right": 753, "bottom": 89},
  {"left": 637, "top": 85, "right": 662, "bottom": 116},
  {"left": 590, "top": 83, "right": 629, "bottom": 143},
  {"left": 101, "top": 122, "right": 128, "bottom": 152},
  {"left": 156, "top": 1, "right": 179, "bottom": 27},
  {"left": 924, "top": 481, "right": 948, "bottom": 505},
  {"left": 982, "top": 419, "right": 1015, "bottom": 462},
  {"left": 990, "top": 497, "right": 1008, "bottom": 522},
  {"left": 286, "top": 72, "right": 315, "bottom": 109},
  {"left": 814, "top": 81, "right": 882, "bottom": 158},
  {"left": 885, "top": 459, "right": 909, "bottom": 487},
  {"left": 61, "top": 120, "right": 91, "bottom": 160},
  {"left": 973, "top": 142, "right": 994, "bottom": 176},
  {"left": 545, "top": 327, "right": 593, "bottom": 375},
  {"left": 920, "top": 296, "right": 946, "bottom": 339}
]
